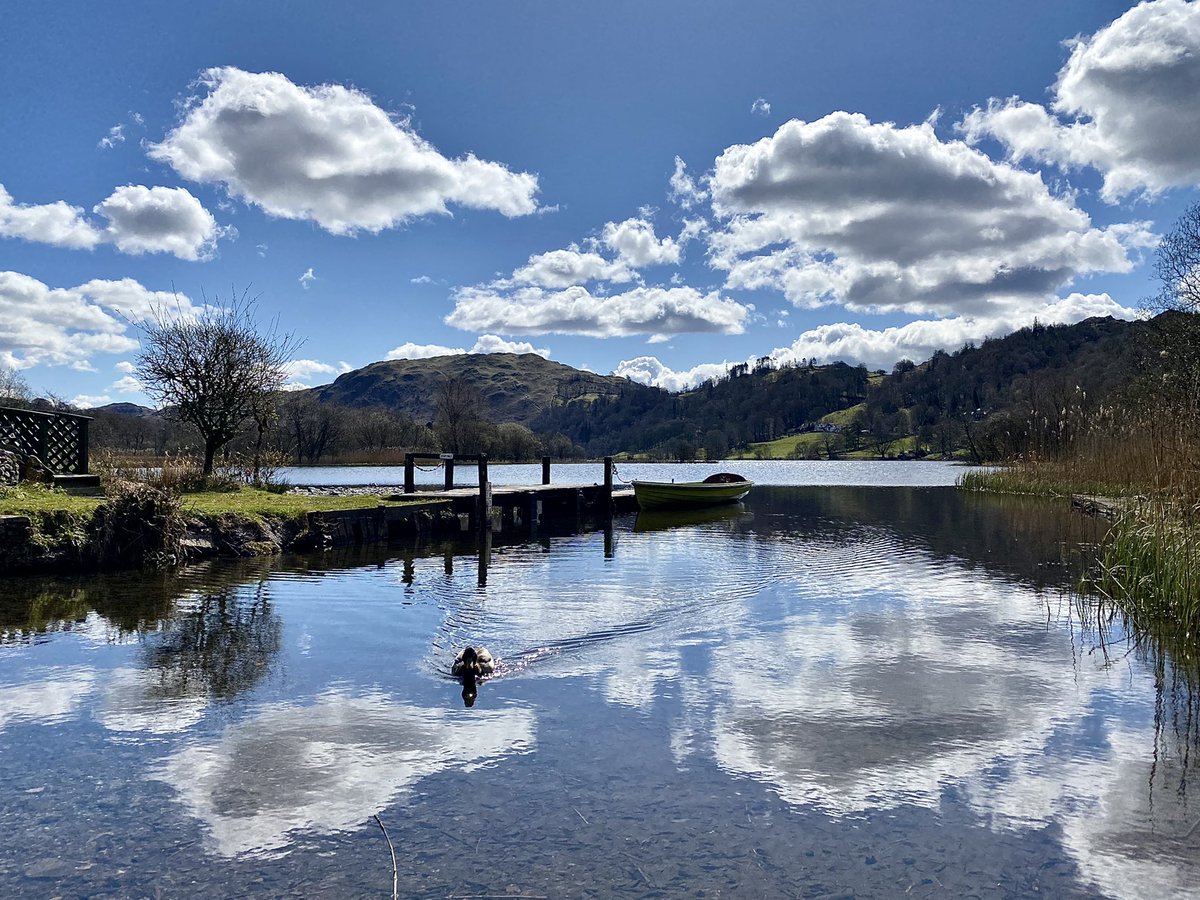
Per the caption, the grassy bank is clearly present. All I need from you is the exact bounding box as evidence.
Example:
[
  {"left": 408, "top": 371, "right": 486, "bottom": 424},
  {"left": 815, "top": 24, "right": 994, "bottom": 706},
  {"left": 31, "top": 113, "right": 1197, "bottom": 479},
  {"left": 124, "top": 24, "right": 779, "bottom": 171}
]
[
  {"left": 0, "top": 483, "right": 424, "bottom": 519},
  {"left": 0, "top": 482, "right": 435, "bottom": 575}
]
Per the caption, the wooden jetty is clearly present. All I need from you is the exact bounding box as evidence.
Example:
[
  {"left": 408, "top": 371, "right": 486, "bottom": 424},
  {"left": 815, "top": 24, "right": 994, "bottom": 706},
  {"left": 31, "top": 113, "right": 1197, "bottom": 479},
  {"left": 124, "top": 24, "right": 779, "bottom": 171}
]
[{"left": 397, "top": 452, "right": 637, "bottom": 536}]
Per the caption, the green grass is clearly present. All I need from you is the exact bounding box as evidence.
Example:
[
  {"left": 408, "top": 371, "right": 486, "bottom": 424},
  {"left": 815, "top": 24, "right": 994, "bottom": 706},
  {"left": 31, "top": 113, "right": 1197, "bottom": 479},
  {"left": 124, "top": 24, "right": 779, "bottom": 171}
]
[
  {"left": 728, "top": 425, "right": 921, "bottom": 460},
  {"left": 0, "top": 483, "right": 432, "bottom": 522},
  {"left": 958, "top": 466, "right": 1142, "bottom": 499},
  {"left": 728, "top": 431, "right": 828, "bottom": 460},
  {"left": 0, "top": 484, "right": 104, "bottom": 517},
  {"left": 180, "top": 488, "right": 433, "bottom": 519},
  {"left": 819, "top": 403, "right": 866, "bottom": 428}
]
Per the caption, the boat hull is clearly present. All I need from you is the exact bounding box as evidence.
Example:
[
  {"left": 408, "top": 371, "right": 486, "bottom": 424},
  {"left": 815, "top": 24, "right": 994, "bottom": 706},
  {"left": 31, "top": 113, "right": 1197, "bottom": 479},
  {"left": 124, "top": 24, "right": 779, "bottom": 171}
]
[{"left": 631, "top": 479, "right": 752, "bottom": 510}]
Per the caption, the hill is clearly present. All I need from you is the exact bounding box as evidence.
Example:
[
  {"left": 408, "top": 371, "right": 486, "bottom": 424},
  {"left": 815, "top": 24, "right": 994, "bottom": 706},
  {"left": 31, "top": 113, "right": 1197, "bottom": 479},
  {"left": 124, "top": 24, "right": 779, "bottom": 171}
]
[
  {"left": 299, "top": 315, "right": 1153, "bottom": 460},
  {"left": 81, "top": 315, "right": 1155, "bottom": 462},
  {"left": 311, "top": 352, "right": 655, "bottom": 427},
  {"left": 535, "top": 360, "right": 869, "bottom": 457},
  {"left": 88, "top": 402, "right": 156, "bottom": 418},
  {"left": 861, "top": 314, "right": 1154, "bottom": 458}
]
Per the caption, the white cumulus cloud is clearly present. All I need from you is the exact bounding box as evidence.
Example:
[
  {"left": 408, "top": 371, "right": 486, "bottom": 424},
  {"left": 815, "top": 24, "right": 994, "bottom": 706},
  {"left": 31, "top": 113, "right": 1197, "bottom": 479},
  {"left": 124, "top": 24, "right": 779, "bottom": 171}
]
[
  {"left": 0, "top": 271, "right": 195, "bottom": 369},
  {"left": 509, "top": 246, "right": 634, "bottom": 288},
  {"left": 706, "top": 112, "right": 1152, "bottom": 319},
  {"left": 110, "top": 375, "right": 144, "bottom": 394},
  {"left": 298, "top": 267, "right": 317, "bottom": 289},
  {"left": 601, "top": 217, "right": 682, "bottom": 267},
  {"left": 385, "top": 334, "right": 550, "bottom": 360},
  {"left": 95, "top": 185, "right": 228, "bottom": 260},
  {"left": 0, "top": 184, "right": 103, "bottom": 249},
  {"left": 750, "top": 97, "right": 772, "bottom": 116},
  {"left": 70, "top": 394, "right": 112, "bottom": 409},
  {"left": 959, "top": 0, "right": 1200, "bottom": 201},
  {"left": 469, "top": 334, "right": 551, "bottom": 357},
  {"left": 446, "top": 284, "right": 749, "bottom": 338},
  {"left": 385, "top": 341, "right": 466, "bottom": 360},
  {"left": 148, "top": 67, "right": 540, "bottom": 234},
  {"left": 0, "top": 183, "right": 228, "bottom": 260},
  {"left": 766, "top": 293, "right": 1137, "bottom": 371},
  {"left": 283, "top": 358, "right": 340, "bottom": 384},
  {"left": 612, "top": 356, "right": 735, "bottom": 391}
]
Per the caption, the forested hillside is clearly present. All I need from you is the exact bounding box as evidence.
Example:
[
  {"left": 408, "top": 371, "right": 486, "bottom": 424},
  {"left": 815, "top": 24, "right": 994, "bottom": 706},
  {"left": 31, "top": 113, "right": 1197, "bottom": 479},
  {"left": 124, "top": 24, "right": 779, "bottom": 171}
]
[
  {"left": 860, "top": 315, "right": 1155, "bottom": 459},
  {"left": 536, "top": 360, "right": 869, "bottom": 458},
  {"left": 77, "top": 314, "right": 1156, "bottom": 463}
]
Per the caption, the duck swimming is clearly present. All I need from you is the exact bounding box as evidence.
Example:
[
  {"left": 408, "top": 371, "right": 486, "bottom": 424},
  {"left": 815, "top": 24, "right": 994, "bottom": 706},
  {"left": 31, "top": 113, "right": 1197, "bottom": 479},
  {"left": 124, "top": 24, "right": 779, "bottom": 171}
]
[{"left": 451, "top": 646, "right": 495, "bottom": 707}]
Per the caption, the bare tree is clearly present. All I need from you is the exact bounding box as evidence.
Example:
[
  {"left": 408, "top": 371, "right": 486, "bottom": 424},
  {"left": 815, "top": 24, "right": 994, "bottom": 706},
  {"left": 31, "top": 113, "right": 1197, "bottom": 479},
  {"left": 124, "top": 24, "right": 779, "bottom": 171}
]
[
  {"left": 279, "top": 392, "right": 344, "bottom": 464},
  {"left": 434, "top": 375, "right": 485, "bottom": 454},
  {"left": 0, "top": 365, "right": 31, "bottom": 407},
  {"left": 1147, "top": 203, "right": 1200, "bottom": 443},
  {"left": 1150, "top": 202, "right": 1200, "bottom": 313},
  {"left": 136, "top": 294, "right": 300, "bottom": 476}
]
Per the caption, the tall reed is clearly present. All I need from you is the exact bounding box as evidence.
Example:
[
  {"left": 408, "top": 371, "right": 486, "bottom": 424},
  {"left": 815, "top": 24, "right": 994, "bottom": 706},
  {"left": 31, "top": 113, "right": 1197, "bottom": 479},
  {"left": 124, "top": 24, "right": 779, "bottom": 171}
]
[
  {"left": 1084, "top": 501, "right": 1200, "bottom": 671},
  {"left": 961, "top": 370, "right": 1200, "bottom": 665}
]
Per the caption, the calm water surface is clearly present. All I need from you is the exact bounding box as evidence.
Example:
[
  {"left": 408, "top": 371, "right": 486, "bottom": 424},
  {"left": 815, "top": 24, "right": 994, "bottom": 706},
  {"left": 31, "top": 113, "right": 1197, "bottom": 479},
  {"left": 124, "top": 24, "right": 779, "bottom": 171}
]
[
  {"left": 2, "top": 481, "right": 1198, "bottom": 898},
  {"left": 282, "top": 459, "right": 977, "bottom": 487}
]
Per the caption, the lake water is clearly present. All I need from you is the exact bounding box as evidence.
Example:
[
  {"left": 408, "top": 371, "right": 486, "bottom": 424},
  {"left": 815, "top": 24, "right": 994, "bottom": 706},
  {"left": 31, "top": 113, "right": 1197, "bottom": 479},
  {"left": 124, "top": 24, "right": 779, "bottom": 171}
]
[
  {"left": 2, "top": 475, "right": 1198, "bottom": 898},
  {"left": 282, "top": 459, "right": 977, "bottom": 488}
]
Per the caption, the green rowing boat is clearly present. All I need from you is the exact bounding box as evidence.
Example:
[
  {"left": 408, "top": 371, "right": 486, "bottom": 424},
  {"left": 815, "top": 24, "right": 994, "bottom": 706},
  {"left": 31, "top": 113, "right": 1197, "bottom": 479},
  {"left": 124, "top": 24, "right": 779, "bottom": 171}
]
[{"left": 631, "top": 474, "right": 752, "bottom": 510}]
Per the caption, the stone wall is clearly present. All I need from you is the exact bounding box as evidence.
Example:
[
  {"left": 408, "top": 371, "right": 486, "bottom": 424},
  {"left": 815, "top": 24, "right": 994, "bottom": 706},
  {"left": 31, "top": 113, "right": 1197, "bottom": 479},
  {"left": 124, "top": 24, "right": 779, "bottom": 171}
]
[{"left": 0, "top": 448, "right": 20, "bottom": 486}]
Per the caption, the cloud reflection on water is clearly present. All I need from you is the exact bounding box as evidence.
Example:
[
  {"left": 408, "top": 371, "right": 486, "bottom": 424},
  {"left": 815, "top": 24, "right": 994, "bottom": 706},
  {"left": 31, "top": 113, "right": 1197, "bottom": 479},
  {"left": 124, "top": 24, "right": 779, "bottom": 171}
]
[
  {"left": 0, "top": 667, "right": 96, "bottom": 730},
  {"left": 425, "top": 492, "right": 1197, "bottom": 900},
  {"left": 153, "top": 690, "right": 536, "bottom": 857}
]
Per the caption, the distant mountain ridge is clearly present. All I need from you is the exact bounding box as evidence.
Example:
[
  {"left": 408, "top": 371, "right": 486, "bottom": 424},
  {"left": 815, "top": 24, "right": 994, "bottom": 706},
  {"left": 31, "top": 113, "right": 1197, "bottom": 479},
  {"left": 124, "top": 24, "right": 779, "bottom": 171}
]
[
  {"left": 299, "top": 315, "right": 1152, "bottom": 458},
  {"left": 80, "top": 314, "right": 1154, "bottom": 460}
]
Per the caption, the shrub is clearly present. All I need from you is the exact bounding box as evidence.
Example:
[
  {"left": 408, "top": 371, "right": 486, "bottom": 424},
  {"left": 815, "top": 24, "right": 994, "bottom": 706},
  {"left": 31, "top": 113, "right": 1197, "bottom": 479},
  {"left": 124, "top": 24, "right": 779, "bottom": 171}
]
[{"left": 90, "top": 480, "right": 186, "bottom": 569}]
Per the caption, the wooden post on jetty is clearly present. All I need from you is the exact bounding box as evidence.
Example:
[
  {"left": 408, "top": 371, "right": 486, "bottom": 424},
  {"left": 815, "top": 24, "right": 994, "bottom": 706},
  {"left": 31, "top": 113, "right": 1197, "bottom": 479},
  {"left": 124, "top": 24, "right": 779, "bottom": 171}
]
[
  {"left": 404, "top": 454, "right": 415, "bottom": 493},
  {"left": 542, "top": 456, "right": 551, "bottom": 485},
  {"left": 443, "top": 454, "right": 455, "bottom": 491},
  {"left": 477, "top": 453, "right": 491, "bottom": 534},
  {"left": 603, "top": 456, "right": 614, "bottom": 513}
]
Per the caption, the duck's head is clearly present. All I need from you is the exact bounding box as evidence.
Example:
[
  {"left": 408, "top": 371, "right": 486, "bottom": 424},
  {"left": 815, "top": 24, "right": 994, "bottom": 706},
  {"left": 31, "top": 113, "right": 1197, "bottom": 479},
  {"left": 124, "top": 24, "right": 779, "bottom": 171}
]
[{"left": 461, "top": 646, "right": 483, "bottom": 676}]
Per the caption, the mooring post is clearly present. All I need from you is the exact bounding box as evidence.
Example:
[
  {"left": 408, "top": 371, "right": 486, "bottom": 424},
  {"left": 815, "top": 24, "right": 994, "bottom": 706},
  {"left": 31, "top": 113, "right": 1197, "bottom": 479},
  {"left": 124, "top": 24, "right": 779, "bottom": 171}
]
[
  {"left": 477, "top": 453, "right": 491, "bottom": 533},
  {"left": 443, "top": 456, "right": 455, "bottom": 491},
  {"left": 542, "top": 455, "right": 551, "bottom": 485},
  {"left": 603, "top": 456, "right": 614, "bottom": 512},
  {"left": 404, "top": 453, "right": 415, "bottom": 493}
]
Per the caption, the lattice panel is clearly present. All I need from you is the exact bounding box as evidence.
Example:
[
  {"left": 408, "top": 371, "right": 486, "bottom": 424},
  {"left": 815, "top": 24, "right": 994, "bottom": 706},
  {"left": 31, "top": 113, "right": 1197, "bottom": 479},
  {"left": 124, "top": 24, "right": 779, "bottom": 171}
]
[
  {"left": 43, "top": 415, "right": 85, "bottom": 474},
  {"left": 0, "top": 407, "right": 89, "bottom": 474},
  {"left": 0, "top": 408, "right": 40, "bottom": 457}
]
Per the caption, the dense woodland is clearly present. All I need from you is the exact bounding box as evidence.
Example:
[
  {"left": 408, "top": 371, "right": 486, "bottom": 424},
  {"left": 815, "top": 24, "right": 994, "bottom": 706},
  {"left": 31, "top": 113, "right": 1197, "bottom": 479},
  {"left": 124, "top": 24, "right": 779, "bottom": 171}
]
[
  {"left": 533, "top": 360, "right": 869, "bottom": 458},
  {"left": 4, "top": 313, "right": 1163, "bottom": 465}
]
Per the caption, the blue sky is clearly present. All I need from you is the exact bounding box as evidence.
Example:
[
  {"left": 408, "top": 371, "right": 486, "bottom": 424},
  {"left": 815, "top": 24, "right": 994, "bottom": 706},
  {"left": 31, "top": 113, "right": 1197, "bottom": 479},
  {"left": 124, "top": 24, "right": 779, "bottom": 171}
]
[{"left": 3, "top": 0, "right": 1199, "bottom": 405}]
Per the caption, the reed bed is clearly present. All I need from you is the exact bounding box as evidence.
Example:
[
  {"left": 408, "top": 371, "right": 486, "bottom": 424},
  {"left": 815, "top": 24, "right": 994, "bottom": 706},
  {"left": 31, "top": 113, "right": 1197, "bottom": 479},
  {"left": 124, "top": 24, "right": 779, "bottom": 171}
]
[
  {"left": 1084, "top": 502, "right": 1200, "bottom": 672},
  {"left": 960, "top": 387, "right": 1200, "bottom": 668}
]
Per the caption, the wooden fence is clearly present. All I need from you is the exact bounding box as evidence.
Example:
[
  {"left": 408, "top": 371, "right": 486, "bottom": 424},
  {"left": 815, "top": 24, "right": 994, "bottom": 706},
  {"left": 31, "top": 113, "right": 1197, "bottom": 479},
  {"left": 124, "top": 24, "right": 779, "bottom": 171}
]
[{"left": 0, "top": 406, "right": 91, "bottom": 474}]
